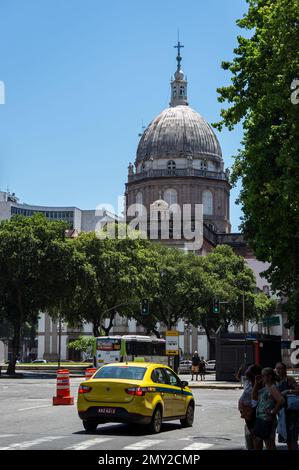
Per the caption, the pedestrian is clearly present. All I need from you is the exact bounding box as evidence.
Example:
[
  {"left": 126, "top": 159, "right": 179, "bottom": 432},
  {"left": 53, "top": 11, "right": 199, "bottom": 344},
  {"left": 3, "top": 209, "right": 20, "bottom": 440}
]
[
  {"left": 275, "top": 362, "right": 299, "bottom": 450},
  {"left": 252, "top": 367, "right": 285, "bottom": 450},
  {"left": 199, "top": 356, "right": 206, "bottom": 381},
  {"left": 238, "top": 364, "right": 262, "bottom": 450},
  {"left": 235, "top": 362, "right": 252, "bottom": 388},
  {"left": 191, "top": 351, "right": 200, "bottom": 381}
]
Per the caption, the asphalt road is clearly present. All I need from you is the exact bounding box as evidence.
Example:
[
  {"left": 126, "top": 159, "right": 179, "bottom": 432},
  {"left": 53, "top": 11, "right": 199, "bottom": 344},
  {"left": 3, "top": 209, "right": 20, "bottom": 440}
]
[{"left": 0, "top": 374, "right": 247, "bottom": 451}]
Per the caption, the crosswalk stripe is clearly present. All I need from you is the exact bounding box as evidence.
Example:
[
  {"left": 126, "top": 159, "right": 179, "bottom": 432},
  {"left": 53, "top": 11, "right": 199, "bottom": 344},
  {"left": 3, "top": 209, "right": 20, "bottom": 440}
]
[
  {"left": 17, "top": 405, "right": 52, "bottom": 411},
  {"left": 182, "top": 442, "right": 213, "bottom": 450},
  {"left": 123, "top": 439, "right": 164, "bottom": 450},
  {"left": 64, "top": 438, "right": 113, "bottom": 450},
  {"left": 0, "top": 435, "right": 215, "bottom": 451},
  {"left": 0, "top": 436, "right": 63, "bottom": 450}
]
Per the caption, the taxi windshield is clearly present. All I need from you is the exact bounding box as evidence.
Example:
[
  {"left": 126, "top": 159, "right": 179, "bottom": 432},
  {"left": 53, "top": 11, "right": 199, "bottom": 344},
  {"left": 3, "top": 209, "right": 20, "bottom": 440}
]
[{"left": 94, "top": 366, "right": 146, "bottom": 380}]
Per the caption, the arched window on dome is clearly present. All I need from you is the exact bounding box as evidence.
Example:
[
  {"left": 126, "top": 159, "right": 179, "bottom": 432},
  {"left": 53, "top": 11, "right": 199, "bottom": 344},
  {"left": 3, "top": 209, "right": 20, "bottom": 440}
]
[
  {"left": 167, "top": 160, "right": 176, "bottom": 174},
  {"left": 180, "top": 86, "right": 185, "bottom": 96},
  {"left": 200, "top": 160, "right": 208, "bottom": 171},
  {"left": 164, "top": 188, "right": 177, "bottom": 206},
  {"left": 202, "top": 190, "right": 213, "bottom": 215}
]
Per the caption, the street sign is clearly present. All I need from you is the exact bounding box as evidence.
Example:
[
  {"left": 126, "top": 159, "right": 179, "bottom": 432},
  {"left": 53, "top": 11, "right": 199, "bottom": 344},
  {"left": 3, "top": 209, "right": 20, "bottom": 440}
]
[
  {"left": 165, "top": 330, "right": 179, "bottom": 356},
  {"left": 263, "top": 316, "right": 280, "bottom": 327}
]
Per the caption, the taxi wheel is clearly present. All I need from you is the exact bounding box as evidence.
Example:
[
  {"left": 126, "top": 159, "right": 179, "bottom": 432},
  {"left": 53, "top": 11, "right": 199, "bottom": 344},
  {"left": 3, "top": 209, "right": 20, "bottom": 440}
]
[
  {"left": 180, "top": 403, "right": 194, "bottom": 428},
  {"left": 83, "top": 419, "right": 98, "bottom": 432},
  {"left": 148, "top": 406, "right": 163, "bottom": 434}
]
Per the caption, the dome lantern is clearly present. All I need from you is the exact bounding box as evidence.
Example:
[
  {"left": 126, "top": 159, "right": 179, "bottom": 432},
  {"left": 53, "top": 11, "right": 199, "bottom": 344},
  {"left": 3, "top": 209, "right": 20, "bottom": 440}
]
[{"left": 170, "top": 39, "right": 188, "bottom": 107}]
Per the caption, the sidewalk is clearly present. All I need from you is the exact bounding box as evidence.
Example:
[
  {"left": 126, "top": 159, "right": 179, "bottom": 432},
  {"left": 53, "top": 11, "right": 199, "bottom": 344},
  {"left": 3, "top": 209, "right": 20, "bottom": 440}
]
[
  {"left": 180, "top": 373, "right": 243, "bottom": 390},
  {"left": 188, "top": 380, "right": 243, "bottom": 390}
]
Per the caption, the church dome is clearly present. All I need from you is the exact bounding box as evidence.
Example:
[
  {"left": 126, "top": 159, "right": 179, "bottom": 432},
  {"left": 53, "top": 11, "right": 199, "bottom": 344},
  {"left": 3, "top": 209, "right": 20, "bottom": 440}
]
[{"left": 136, "top": 105, "right": 222, "bottom": 163}]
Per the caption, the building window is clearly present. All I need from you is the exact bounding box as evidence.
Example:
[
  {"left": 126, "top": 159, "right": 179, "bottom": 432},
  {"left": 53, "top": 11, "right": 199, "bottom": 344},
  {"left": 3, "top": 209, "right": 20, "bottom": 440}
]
[
  {"left": 202, "top": 190, "right": 213, "bottom": 215},
  {"left": 200, "top": 160, "right": 208, "bottom": 171},
  {"left": 164, "top": 188, "right": 177, "bottom": 206},
  {"left": 136, "top": 191, "right": 143, "bottom": 205},
  {"left": 180, "top": 86, "right": 185, "bottom": 96},
  {"left": 167, "top": 160, "right": 176, "bottom": 172}
]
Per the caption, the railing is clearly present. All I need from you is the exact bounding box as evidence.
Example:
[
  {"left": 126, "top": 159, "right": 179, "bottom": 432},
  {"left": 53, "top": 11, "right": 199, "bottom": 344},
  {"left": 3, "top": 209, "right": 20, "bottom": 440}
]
[
  {"left": 217, "top": 233, "right": 246, "bottom": 246},
  {"left": 203, "top": 224, "right": 218, "bottom": 245},
  {"left": 128, "top": 168, "right": 228, "bottom": 182}
]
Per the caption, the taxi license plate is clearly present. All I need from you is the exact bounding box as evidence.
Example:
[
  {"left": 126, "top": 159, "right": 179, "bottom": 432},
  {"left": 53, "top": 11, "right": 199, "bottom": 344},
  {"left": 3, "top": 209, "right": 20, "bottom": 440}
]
[{"left": 97, "top": 407, "right": 116, "bottom": 414}]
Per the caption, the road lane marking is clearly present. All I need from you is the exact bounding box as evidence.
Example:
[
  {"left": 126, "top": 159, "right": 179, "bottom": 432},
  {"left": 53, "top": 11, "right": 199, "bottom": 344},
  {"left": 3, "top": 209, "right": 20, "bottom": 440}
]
[
  {"left": 25, "top": 398, "right": 49, "bottom": 401},
  {"left": 17, "top": 405, "right": 52, "bottom": 411},
  {"left": 0, "top": 436, "right": 63, "bottom": 450},
  {"left": 182, "top": 442, "right": 213, "bottom": 450},
  {"left": 123, "top": 439, "right": 164, "bottom": 450},
  {"left": 64, "top": 437, "right": 113, "bottom": 450}
]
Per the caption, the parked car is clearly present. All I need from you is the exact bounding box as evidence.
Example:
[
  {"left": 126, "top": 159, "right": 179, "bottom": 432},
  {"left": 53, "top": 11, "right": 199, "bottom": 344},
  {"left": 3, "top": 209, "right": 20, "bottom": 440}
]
[
  {"left": 178, "top": 360, "right": 192, "bottom": 374},
  {"left": 31, "top": 359, "right": 47, "bottom": 364},
  {"left": 205, "top": 360, "right": 216, "bottom": 372}
]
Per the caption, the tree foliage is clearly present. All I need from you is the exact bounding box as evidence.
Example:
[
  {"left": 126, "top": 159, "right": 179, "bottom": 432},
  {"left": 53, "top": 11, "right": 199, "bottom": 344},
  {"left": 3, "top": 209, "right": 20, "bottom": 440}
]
[
  {"left": 62, "top": 229, "right": 160, "bottom": 336},
  {"left": 68, "top": 335, "right": 96, "bottom": 359},
  {"left": 214, "top": 0, "right": 299, "bottom": 336},
  {"left": 0, "top": 214, "right": 87, "bottom": 373},
  {"left": 0, "top": 216, "right": 278, "bottom": 368}
]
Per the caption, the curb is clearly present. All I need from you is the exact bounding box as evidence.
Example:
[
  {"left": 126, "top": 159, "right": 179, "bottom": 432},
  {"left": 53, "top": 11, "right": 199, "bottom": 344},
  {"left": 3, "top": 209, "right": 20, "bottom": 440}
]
[{"left": 188, "top": 385, "right": 242, "bottom": 390}]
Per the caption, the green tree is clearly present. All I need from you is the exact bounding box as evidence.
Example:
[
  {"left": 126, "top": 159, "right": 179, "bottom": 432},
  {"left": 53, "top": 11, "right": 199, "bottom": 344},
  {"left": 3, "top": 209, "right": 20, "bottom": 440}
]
[
  {"left": 253, "top": 291, "right": 277, "bottom": 324},
  {"left": 214, "top": 0, "right": 299, "bottom": 337},
  {"left": 185, "top": 245, "right": 257, "bottom": 343},
  {"left": 0, "top": 214, "right": 87, "bottom": 374},
  {"left": 68, "top": 336, "right": 96, "bottom": 360},
  {"left": 64, "top": 230, "right": 160, "bottom": 337},
  {"left": 130, "top": 245, "right": 198, "bottom": 333}
]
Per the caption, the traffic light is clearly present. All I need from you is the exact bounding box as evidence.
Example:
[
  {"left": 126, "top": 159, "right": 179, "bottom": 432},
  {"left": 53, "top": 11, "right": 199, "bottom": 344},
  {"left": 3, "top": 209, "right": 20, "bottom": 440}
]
[
  {"left": 213, "top": 298, "right": 220, "bottom": 314},
  {"left": 141, "top": 299, "right": 150, "bottom": 316}
]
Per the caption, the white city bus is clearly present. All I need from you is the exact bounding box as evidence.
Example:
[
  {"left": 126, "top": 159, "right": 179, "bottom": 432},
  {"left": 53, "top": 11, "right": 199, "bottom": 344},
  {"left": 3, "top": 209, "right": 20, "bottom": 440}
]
[{"left": 95, "top": 335, "right": 167, "bottom": 367}]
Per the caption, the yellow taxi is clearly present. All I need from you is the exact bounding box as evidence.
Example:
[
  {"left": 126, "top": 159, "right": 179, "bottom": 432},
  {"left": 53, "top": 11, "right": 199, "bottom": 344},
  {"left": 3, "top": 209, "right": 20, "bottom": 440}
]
[{"left": 77, "top": 362, "right": 195, "bottom": 433}]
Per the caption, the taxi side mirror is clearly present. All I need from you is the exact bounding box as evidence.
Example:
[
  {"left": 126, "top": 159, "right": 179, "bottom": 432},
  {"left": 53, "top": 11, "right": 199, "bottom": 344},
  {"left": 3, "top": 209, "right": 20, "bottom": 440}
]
[{"left": 181, "top": 380, "right": 188, "bottom": 388}]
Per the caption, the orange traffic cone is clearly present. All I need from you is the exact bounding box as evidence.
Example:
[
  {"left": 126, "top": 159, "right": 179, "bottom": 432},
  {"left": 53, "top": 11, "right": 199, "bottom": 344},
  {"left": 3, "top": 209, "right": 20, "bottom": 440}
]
[
  {"left": 53, "top": 369, "right": 74, "bottom": 405},
  {"left": 85, "top": 367, "right": 97, "bottom": 380}
]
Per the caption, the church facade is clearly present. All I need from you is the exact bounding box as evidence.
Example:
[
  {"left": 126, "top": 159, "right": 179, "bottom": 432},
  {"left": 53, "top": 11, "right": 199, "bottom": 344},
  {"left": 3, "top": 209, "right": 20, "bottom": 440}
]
[{"left": 125, "top": 42, "right": 231, "bottom": 253}]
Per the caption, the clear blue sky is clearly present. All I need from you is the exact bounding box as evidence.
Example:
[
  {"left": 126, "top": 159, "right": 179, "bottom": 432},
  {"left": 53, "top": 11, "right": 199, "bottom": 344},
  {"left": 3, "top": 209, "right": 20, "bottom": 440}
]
[{"left": 0, "top": 0, "right": 248, "bottom": 232}]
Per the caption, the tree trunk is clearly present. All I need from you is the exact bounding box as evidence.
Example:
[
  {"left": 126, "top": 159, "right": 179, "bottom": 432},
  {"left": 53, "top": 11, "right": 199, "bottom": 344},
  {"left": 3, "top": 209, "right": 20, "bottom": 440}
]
[
  {"left": 203, "top": 324, "right": 212, "bottom": 344},
  {"left": 293, "top": 237, "right": 299, "bottom": 340},
  {"left": 101, "top": 310, "right": 116, "bottom": 336},
  {"left": 92, "top": 320, "right": 100, "bottom": 337},
  {"left": 6, "top": 322, "right": 21, "bottom": 375}
]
